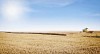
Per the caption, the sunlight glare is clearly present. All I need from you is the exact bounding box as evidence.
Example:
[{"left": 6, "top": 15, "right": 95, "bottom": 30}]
[{"left": 2, "top": 2, "right": 23, "bottom": 21}]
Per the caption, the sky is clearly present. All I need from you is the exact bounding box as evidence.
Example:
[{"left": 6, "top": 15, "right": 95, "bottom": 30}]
[{"left": 0, "top": 0, "right": 100, "bottom": 32}]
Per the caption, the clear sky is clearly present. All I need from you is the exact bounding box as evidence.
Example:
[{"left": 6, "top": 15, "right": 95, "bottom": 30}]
[{"left": 0, "top": 0, "right": 100, "bottom": 32}]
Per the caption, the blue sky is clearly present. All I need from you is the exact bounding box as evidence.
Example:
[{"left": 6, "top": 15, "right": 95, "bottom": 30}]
[{"left": 0, "top": 0, "right": 100, "bottom": 32}]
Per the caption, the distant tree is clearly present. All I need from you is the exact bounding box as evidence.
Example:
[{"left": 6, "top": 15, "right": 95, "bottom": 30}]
[{"left": 83, "top": 28, "right": 88, "bottom": 32}]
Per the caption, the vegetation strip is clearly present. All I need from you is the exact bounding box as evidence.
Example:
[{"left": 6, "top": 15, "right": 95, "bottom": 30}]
[{"left": 5, "top": 32, "right": 66, "bottom": 36}]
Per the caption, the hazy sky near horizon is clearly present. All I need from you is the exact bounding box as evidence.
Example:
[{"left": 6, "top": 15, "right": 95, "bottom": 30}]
[{"left": 0, "top": 0, "right": 100, "bottom": 31}]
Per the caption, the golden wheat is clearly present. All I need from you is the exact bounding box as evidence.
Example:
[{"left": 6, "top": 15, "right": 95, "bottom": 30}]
[{"left": 0, "top": 32, "right": 100, "bottom": 54}]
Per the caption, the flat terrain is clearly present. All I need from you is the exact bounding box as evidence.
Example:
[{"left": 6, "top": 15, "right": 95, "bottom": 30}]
[{"left": 0, "top": 32, "right": 100, "bottom": 54}]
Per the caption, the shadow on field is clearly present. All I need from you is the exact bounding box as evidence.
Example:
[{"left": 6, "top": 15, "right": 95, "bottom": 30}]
[{"left": 83, "top": 36, "right": 100, "bottom": 38}]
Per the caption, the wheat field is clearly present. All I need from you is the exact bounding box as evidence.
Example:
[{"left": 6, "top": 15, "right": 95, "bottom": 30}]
[{"left": 0, "top": 32, "right": 100, "bottom": 54}]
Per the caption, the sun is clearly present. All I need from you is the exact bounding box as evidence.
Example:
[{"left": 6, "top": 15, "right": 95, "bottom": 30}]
[
  {"left": 1, "top": 2, "right": 23, "bottom": 21},
  {"left": 4, "top": 4, "right": 21, "bottom": 17}
]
